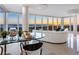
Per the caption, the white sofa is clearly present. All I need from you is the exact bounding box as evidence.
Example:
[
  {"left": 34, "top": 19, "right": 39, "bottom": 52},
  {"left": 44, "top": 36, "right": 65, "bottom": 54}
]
[{"left": 33, "top": 30, "right": 68, "bottom": 43}]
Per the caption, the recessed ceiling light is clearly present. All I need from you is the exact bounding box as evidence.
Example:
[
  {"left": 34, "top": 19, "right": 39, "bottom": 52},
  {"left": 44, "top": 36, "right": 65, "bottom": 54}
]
[
  {"left": 39, "top": 4, "right": 48, "bottom": 9},
  {"left": 31, "top": 4, "right": 48, "bottom": 10}
]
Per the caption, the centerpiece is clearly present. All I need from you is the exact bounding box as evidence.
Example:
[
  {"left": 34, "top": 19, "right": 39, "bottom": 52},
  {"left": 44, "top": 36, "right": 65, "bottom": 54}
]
[{"left": 23, "top": 31, "right": 32, "bottom": 41}]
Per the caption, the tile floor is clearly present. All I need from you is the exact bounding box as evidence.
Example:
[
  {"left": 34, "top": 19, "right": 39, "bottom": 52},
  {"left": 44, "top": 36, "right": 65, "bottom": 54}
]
[{"left": 0, "top": 33, "right": 79, "bottom": 55}]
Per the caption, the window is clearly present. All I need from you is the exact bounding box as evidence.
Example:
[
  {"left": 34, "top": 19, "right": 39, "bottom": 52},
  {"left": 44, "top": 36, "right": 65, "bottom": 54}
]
[
  {"left": 53, "top": 18, "right": 57, "bottom": 26},
  {"left": 48, "top": 17, "right": 53, "bottom": 30},
  {"left": 29, "top": 15, "right": 35, "bottom": 32},
  {"left": 36, "top": 16, "right": 42, "bottom": 30},
  {"left": 64, "top": 18, "right": 70, "bottom": 30},
  {"left": 53, "top": 18, "right": 58, "bottom": 30},
  {"left": 77, "top": 15, "right": 79, "bottom": 31},
  {"left": 19, "top": 14, "right": 23, "bottom": 31},
  {"left": 64, "top": 18, "right": 70, "bottom": 25},
  {"left": 42, "top": 16, "right": 48, "bottom": 30},
  {"left": 6, "top": 13, "right": 18, "bottom": 30},
  {"left": 58, "top": 18, "right": 61, "bottom": 25},
  {"left": 70, "top": 17, "right": 74, "bottom": 31},
  {"left": 57, "top": 18, "right": 61, "bottom": 30}
]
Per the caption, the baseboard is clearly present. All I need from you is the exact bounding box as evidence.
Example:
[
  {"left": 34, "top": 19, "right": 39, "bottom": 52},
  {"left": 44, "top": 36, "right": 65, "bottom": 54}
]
[
  {"left": 43, "top": 41, "right": 67, "bottom": 44},
  {"left": 34, "top": 39, "right": 67, "bottom": 44}
]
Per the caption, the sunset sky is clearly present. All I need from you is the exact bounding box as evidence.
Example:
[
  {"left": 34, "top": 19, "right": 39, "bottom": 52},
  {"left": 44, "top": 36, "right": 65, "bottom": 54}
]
[{"left": 0, "top": 13, "right": 79, "bottom": 25}]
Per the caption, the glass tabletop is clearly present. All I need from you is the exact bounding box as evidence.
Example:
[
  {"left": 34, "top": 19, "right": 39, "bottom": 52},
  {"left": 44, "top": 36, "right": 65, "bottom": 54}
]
[{"left": 0, "top": 32, "right": 45, "bottom": 45}]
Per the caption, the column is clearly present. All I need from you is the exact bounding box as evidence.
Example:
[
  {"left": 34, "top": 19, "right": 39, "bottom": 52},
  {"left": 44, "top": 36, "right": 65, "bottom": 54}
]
[
  {"left": 22, "top": 5, "right": 29, "bottom": 31},
  {"left": 73, "top": 15, "right": 77, "bottom": 52},
  {"left": 4, "top": 12, "right": 8, "bottom": 31},
  {"left": 61, "top": 17, "right": 64, "bottom": 29},
  {"left": 68, "top": 17, "right": 71, "bottom": 48},
  {"left": 77, "top": 15, "right": 79, "bottom": 52}
]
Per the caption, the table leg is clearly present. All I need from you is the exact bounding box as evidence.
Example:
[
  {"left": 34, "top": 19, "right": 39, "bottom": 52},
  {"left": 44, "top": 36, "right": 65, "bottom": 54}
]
[{"left": 4, "top": 44, "right": 6, "bottom": 55}]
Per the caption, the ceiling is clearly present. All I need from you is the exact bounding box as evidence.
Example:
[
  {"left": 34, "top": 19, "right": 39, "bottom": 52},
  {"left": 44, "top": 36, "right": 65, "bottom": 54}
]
[{"left": 0, "top": 4, "right": 79, "bottom": 17}]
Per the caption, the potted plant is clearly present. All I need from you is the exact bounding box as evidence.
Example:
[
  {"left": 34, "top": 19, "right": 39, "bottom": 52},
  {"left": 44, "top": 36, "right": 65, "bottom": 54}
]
[
  {"left": 18, "top": 30, "right": 23, "bottom": 37},
  {"left": 1, "top": 31, "right": 8, "bottom": 39}
]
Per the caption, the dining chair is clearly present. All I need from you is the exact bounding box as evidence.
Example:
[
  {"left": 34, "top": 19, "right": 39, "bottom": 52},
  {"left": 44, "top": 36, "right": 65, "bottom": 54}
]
[
  {"left": 20, "top": 41, "right": 43, "bottom": 55},
  {"left": 0, "top": 46, "right": 3, "bottom": 55}
]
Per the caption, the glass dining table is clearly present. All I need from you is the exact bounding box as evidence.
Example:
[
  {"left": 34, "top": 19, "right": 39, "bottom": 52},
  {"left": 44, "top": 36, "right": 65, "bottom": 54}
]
[{"left": 0, "top": 32, "right": 45, "bottom": 55}]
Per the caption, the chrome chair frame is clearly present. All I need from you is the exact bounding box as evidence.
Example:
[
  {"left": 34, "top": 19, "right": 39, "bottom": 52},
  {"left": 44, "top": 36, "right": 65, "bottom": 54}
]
[
  {"left": 20, "top": 42, "right": 43, "bottom": 55},
  {"left": 0, "top": 46, "right": 3, "bottom": 55}
]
